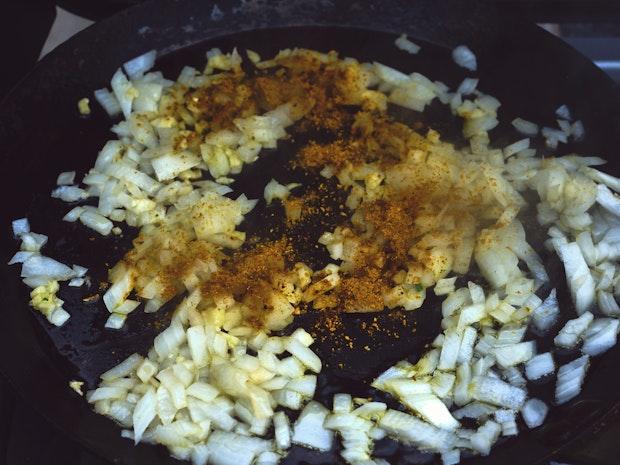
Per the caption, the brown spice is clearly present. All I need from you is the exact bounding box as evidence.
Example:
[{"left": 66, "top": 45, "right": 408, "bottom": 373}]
[{"left": 200, "top": 239, "right": 291, "bottom": 327}]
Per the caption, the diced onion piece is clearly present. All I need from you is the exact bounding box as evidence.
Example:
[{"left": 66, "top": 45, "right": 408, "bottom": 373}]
[
  {"left": 555, "top": 355, "right": 590, "bottom": 405},
  {"left": 554, "top": 311, "right": 594, "bottom": 348},
  {"left": 494, "top": 341, "right": 536, "bottom": 368},
  {"left": 378, "top": 409, "right": 455, "bottom": 452},
  {"left": 21, "top": 255, "right": 75, "bottom": 280},
  {"left": 582, "top": 318, "right": 619, "bottom": 356},
  {"left": 105, "top": 312, "right": 127, "bottom": 329},
  {"left": 452, "top": 45, "right": 477, "bottom": 71},
  {"left": 394, "top": 34, "right": 421, "bottom": 54},
  {"left": 511, "top": 118, "right": 539, "bottom": 136},
  {"left": 56, "top": 171, "right": 76, "bottom": 185},
  {"left": 522, "top": 398, "right": 548, "bottom": 429},
  {"left": 291, "top": 401, "right": 333, "bottom": 451},
  {"left": 470, "top": 420, "right": 501, "bottom": 455},
  {"left": 470, "top": 376, "right": 526, "bottom": 410},
  {"left": 503, "top": 138, "right": 530, "bottom": 158},
  {"left": 525, "top": 352, "right": 555, "bottom": 380},
  {"left": 111, "top": 69, "right": 136, "bottom": 119},
  {"left": 101, "top": 353, "right": 143, "bottom": 381},
  {"left": 133, "top": 388, "right": 157, "bottom": 444},
  {"left": 531, "top": 288, "right": 560, "bottom": 332},
  {"left": 94, "top": 88, "right": 121, "bottom": 116},
  {"left": 123, "top": 50, "right": 157, "bottom": 79},
  {"left": 556, "top": 104, "right": 571, "bottom": 120},
  {"left": 48, "top": 307, "right": 71, "bottom": 326},
  {"left": 79, "top": 210, "right": 114, "bottom": 235},
  {"left": 285, "top": 338, "right": 321, "bottom": 373},
  {"left": 400, "top": 393, "right": 460, "bottom": 430},
  {"left": 553, "top": 242, "right": 595, "bottom": 315},
  {"left": 273, "top": 411, "right": 291, "bottom": 450},
  {"left": 8, "top": 251, "right": 35, "bottom": 265}
]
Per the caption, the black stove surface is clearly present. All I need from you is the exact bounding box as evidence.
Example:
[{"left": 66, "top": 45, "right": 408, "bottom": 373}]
[{"left": 1, "top": 2, "right": 619, "bottom": 465}]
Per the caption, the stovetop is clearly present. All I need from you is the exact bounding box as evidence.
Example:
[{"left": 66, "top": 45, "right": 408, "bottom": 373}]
[{"left": 1, "top": 2, "right": 620, "bottom": 464}]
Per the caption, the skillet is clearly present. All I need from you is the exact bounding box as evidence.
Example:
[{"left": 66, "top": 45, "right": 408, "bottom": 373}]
[{"left": 1, "top": 1, "right": 620, "bottom": 464}]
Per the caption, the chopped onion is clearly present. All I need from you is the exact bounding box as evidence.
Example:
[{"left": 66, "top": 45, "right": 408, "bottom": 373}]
[
  {"left": 56, "top": 171, "right": 76, "bottom": 185},
  {"left": 511, "top": 118, "right": 538, "bottom": 136},
  {"left": 378, "top": 409, "right": 455, "bottom": 452},
  {"left": 79, "top": 210, "right": 114, "bottom": 235},
  {"left": 123, "top": 50, "right": 157, "bottom": 79},
  {"left": 522, "top": 398, "right": 548, "bottom": 429},
  {"left": 525, "top": 352, "right": 555, "bottom": 380},
  {"left": 470, "top": 376, "right": 526, "bottom": 410},
  {"left": 12, "top": 217, "right": 30, "bottom": 237},
  {"left": 555, "top": 355, "right": 589, "bottom": 405},
  {"left": 452, "top": 45, "right": 477, "bottom": 71},
  {"left": 291, "top": 401, "right": 333, "bottom": 451},
  {"left": 531, "top": 288, "right": 560, "bottom": 333},
  {"left": 553, "top": 242, "right": 595, "bottom": 315},
  {"left": 556, "top": 104, "right": 571, "bottom": 120},
  {"left": 554, "top": 311, "right": 593, "bottom": 348},
  {"left": 394, "top": 34, "right": 421, "bottom": 54},
  {"left": 582, "top": 318, "right": 619, "bottom": 356},
  {"left": 21, "top": 255, "right": 75, "bottom": 280},
  {"left": 94, "top": 88, "right": 121, "bottom": 117},
  {"left": 503, "top": 138, "right": 530, "bottom": 159}
]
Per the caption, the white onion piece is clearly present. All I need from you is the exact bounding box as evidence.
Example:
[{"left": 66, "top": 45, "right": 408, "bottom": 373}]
[
  {"left": 469, "top": 420, "right": 501, "bottom": 455},
  {"left": 56, "top": 171, "right": 76, "bottom": 185},
  {"left": 394, "top": 34, "right": 421, "bottom": 54},
  {"left": 273, "top": 411, "right": 291, "bottom": 450},
  {"left": 522, "top": 398, "right": 548, "bottom": 429},
  {"left": 206, "top": 431, "right": 271, "bottom": 465},
  {"left": 132, "top": 388, "right": 157, "bottom": 444},
  {"left": 401, "top": 393, "right": 460, "bottom": 430},
  {"left": 94, "top": 88, "right": 121, "bottom": 116},
  {"left": 582, "top": 318, "right": 619, "bottom": 356},
  {"left": 511, "top": 118, "right": 538, "bottom": 136},
  {"left": 470, "top": 376, "right": 526, "bottom": 410},
  {"left": 123, "top": 50, "right": 157, "bottom": 79},
  {"left": 20, "top": 232, "right": 48, "bottom": 252},
  {"left": 572, "top": 120, "right": 585, "bottom": 141},
  {"left": 531, "top": 288, "right": 560, "bottom": 333},
  {"left": 48, "top": 307, "right": 71, "bottom": 326},
  {"left": 105, "top": 313, "right": 127, "bottom": 329},
  {"left": 63, "top": 206, "right": 85, "bottom": 222},
  {"left": 285, "top": 338, "right": 321, "bottom": 373},
  {"left": 21, "top": 255, "right": 75, "bottom": 280},
  {"left": 111, "top": 69, "right": 136, "bottom": 119},
  {"left": 452, "top": 45, "right": 477, "bottom": 71},
  {"left": 555, "top": 355, "right": 589, "bottom": 405},
  {"left": 525, "top": 352, "right": 555, "bottom": 380},
  {"left": 553, "top": 242, "right": 595, "bottom": 315},
  {"left": 556, "top": 104, "right": 571, "bottom": 120},
  {"left": 456, "top": 78, "right": 478, "bottom": 96},
  {"left": 79, "top": 210, "right": 114, "bottom": 235},
  {"left": 101, "top": 353, "right": 143, "bottom": 381},
  {"left": 452, "top": 402, "right": 496, "bottom": 420},
  {"left": 291, "top": 401, "right": 333, "bottom": 451},
  {"left": 494, "top": 341, "right": 536, "bottom": 368},
  {"left": 554, "top": 311, "right": 594, "bottom": 348},
  {"left": 503, "top": 138, "right": 530, "bottom": 158},
  {"left": 12, "top": 218, "right": 30, "bottom": 237},
  {"left": 51, "top": 185, "right": 89, "bottom": 202},
  {"left": 8, "top": 251, "right": 35, "bottom": 265},
  {"left": 379, "top": 409, "right": 455, "bottom": 452}
]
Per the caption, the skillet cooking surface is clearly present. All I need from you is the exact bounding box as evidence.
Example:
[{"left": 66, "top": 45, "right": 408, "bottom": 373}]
[{"left": 1, "top": 1, "right": 620, "bottom": 464}]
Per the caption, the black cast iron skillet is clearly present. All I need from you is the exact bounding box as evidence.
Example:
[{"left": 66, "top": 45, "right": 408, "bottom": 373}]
[{"left": 1, "top": 1, "right": 620, "bottom": 464}]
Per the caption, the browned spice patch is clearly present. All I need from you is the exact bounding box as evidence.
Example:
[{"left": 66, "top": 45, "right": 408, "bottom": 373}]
[{"left": 200, "top": 239, "right": 293, "bottom": 327}]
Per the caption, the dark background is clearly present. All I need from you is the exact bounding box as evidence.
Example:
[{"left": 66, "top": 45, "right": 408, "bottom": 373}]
[{"left": 1, "top": 1, "right": 620, "bottom": 464}]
